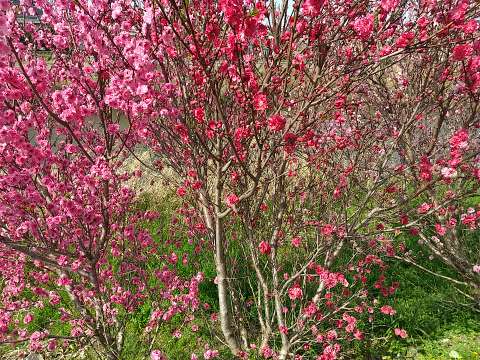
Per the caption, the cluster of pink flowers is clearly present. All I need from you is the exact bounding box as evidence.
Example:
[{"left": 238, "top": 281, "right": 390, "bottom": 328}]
[
  {"left": 225, "top": 193, "right": 239, "bottom": 207},
  {"left": 315, "top": 266, "right": 349, "bottom": 289},
  {"left": 380, "top": 305, "right": 396, "bottom": 316},
  {"left": 268, "top": 114, "right": 286, "bottom": 132},
  {"left": 449, "top": 129, "right": 469, "bottom": 168},
  {"left": 302, "top": 0, "right": 325, "bottom": 17},
  {"left": 353, "top": 14, "right": 374, "bottom": 40},
  {"left": 394, "top": 328, "right": 408, "bottom": 338},
  {"left": 288, "top": 284, "right": 303, "bottom": 300}
]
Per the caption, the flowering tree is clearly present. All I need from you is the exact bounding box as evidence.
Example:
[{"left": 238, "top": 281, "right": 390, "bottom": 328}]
[
  {"left": 363, "top": 40, "right": 480, "bottom": 306},
  {"left": 0, "top": 1, "right": 201, "bottom": 359},
  {"left": 1, "top": 0, "right": 480, "bottom": 359},
  {"left": 137, "top": 0, "right": 480, "bottom": 358}
]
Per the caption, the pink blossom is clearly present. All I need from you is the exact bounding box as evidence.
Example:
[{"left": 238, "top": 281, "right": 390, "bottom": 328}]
[
  {"left": 417, "top": 203, "right": 432, "bottom": 214},
  {"left": 353, "top": 14, "right": 374, "bottom": 40},
  {"left": 303, "top": 302, "right": 318, "bottom": 317},
  {"left": 65, "top": 144, "right": 79, "bottom": 154},
  {"left": 435, "top": 223, "right": 446, "bottom": 236},
  {"left": 203, "top": 349, "right": 219, "bottom": 359},
  {"left": 268, "top": 114, "right": 286, "bottom": 132},
  {"left": 261, "top": 346, "right": 274, "bottom": 358},
  {"left": 0, "top": 13, "right": 8, "bottom": 37},
  {"left": 218, "top": 0, "right": 243, "bottom": 28},
  {"left": 321, "top": 224, "right": 335, "bottom": 236},
  {"left": 193, "top": 107, "right": 205, "bottom": 123},
  {"left": 57, "top": 255, "right": 68, "bottom": 267},
  {"left": 71, "top": 327, "right": 84, "bottom": 337},
  {"left": 57, "top": 275, "right": 72, "bottom": 287},
  {"left": 463, "top": 20, "right": 478, "bottom": 34},
  {"left": 353, "top": 329, "right": 363, "bottom": 340},
  {"left": 441, "top": 167, "right": 457, "bottom": 179},
  {"left": 419, "top": 156, "right": 432, "bottom": 181},
  {"left": 253, "top": 93, "right": 268, "bottom": 111},
  {"left": 326, "top": 330, "right": 338, "bottom": 341},
  {"left": 288, "top": 284, "right": 303, "bottom": 300},
  {"left": 225, "top": 193, "right": 239, "bottom": 207},
  {"left": 380, "top": 305, "right": 396, "bottom": 316},
  {"left": 452, "top": 44, "right": 473, "bottom": 61},
  {"left": 396, "top": 31, "right": 415, "bottom": 48},
  {"left": 473, "top": 265, "right": 480, "bottom": 273},
  {"left": 177, "top": 187, "right": 187, "bottom": 197},
  {"left": 394, "top": 328, "right": 408, "bottom": 338},
  {"left": 151, "top": 350, "right": 166, "bottom": 360},
  {"left": 259, "top": 241, "right": 271, "bottom": 255},
  {"left": 291, "top": 236, "right": 302, "bottom": 248},
  {"left": 343, "top": 313, "right": 357, "bottom": 333},
  {"left": 380, "top": 0, "right": 399, "bottom": 12},
  {"left": 318, "top": 343, "right": 341, "bottom": 360},
  {"left": 450, "top": 129, "right": 469, "bottom": 151},
  {"left": 0, "top": 0, "right": 10, "bottom": 11},
  {"left": 23, "top": 313, "right": 33, "bottom": 325},
  {"left": 417, "top": 16, "right": 430, "bottom": 28},
  {"left": 136, "top": 84, "right": 149, "bottom": 95},
  {"left": 302, "top": 0, "right": 324, "bottom": 16},
  {"left": 47, "top": 339, "right": 57, "bottom": 351},
  {"left": 111, "top": 2, "right": 123, "bottom": 20},
  {"left": 107, "top": 123, "right": 120, "bottom": 134}
]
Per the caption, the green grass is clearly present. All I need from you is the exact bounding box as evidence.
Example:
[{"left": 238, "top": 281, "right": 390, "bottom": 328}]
[{"left": 365, "top": 252, "right": 480, "bottom": 360}]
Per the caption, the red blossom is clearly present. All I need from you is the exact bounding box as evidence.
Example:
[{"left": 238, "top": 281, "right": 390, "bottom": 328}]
[
  {"left": 253, "top": 93, "right": 268, "bottom": 111},
  {"left": 353, "top": 14, "right": 374, "bottom": 40},
  {"left": 452, "top": 44, "right": 473, "bottom": 61},
  {"left": 259, "top": 241, "right": 271, "bottom": 255},
  {"left": 193, "top": 107, "right": 205, "bottom": 123},
  {"left": 302, "top": 0, "right": 325, "bottom": 16},
  {"left": 268, "top": 114, "right": 286, "bottom": 132},
  {"left": 177, "top": 187, "right": 187, "bottom": 197},
  {"left": 225, "top": 193, "right": 239, "bottom": 207},
  {"left": 380, "top": 0, "right": 400, "bottom": 12}
]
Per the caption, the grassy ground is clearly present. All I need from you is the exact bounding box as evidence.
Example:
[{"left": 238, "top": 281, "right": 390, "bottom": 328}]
[{"left": 367, "top": 257, "right": 480, "bottom": 360}]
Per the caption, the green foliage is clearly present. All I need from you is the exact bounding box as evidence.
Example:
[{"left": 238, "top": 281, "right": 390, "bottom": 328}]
[
  {"left": 366, "top": 244, "right": 480, "bottom": 359},
  {"left": 416, "top": 326, "right": 480, "bottom": 360},
  {"left": 381, "top": 325, "right": 480, "bottom": 360},
  {"left": 27, "top": 304, "right": 66, "bottom": 335}
]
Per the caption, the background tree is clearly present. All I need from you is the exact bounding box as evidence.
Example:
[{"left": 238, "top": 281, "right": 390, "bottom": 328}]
[
  {"left": 135, "top": 0, "right": 480, "bottom": 358},
  {"left": 0, "top": 1, "right": 201, "bottom": 359}
]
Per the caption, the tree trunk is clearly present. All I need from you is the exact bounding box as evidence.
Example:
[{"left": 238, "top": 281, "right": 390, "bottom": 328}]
[
  {"left": 212, "top": 163, "right": 242, "bottom": 355},
  {"left": 214, "top": 214, "right": 242, "bottom": 355}
]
